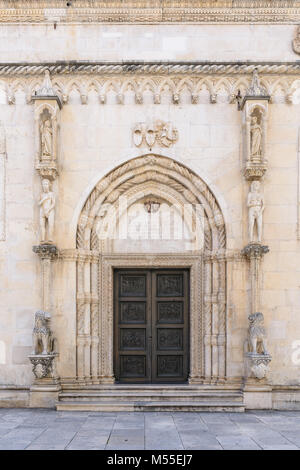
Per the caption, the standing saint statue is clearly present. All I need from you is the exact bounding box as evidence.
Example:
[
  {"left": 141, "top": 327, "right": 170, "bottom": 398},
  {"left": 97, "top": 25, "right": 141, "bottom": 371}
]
[
  {"left": 247, "top": 180, "right": 264, "bottom": 243},
  {"left": 39, "top": 178, "right": 55, "bottom": 243},
  {"left": 40, "top": 119, "right": 53, "bottom": 157},
  {"left": 250, "top": 116, "right": 262, "bottom": 159}
]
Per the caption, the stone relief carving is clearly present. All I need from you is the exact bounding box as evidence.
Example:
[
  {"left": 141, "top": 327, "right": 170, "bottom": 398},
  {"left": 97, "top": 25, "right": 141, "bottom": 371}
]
[
  {"left": 0, "top": 70, "right": 298, "bottom": 108},
  {"left": 293, "top": 26, "right": 300, "bottom": 54},
  {"left": 0, "top": 1, "right": 299, "bottom": 24},
  {"left": 133, "top": 121, "right": 178, "bottom": 148},
  {"left": 39, "top": 178, "right": 55, "bottom": 244},
  {"left": 247, "top": 180, "right": 264, "bottom": 243}
]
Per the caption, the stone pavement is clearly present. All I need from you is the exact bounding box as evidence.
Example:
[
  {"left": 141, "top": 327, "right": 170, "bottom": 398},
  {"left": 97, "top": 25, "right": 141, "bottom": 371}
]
[{"left": 0, "top": 409, "right": 299, "bottom": 450}]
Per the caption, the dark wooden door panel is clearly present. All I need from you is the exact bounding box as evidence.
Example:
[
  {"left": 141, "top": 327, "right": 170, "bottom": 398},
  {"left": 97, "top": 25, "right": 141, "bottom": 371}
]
[
  {"left": 152, "top": 270, "right": 189, "bottom": 383},
  {"left": 114, "top": 269, "right": 189, "bottom": 383}
]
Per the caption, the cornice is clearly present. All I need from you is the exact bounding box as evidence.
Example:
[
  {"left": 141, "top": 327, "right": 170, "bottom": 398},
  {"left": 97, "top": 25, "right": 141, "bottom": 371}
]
[
  {"left": 0, "top": 61, "right": 300, "bottom": 76},
  {"left": 0, "top": 1, "right": 300, "bottom": 24}
]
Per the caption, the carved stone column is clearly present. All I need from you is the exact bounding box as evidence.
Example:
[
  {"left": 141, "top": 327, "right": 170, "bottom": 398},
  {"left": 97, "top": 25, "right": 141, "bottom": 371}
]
[
  {"left": 203, "top": 257, "right": 212, "bottom": 382},
  {"left": 217, "top": 255, "right": 226, "bottom": 382},
  {"left": 91, "top": 254, "right": 100, "bottom": 383},
  {"left": 241, "top": 244, "right": 269, "bottom": 314},
  {"left": 32, "top": 244, "right": 58, "bottom": 312},
  {"left": 211, "top": 258, "right": 219, "bottom": 381}
]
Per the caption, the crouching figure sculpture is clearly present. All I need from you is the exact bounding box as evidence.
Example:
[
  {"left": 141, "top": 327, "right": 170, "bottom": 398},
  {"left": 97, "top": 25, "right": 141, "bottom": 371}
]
[{"left": 246, "top": 312, "right": 271, "bottom": 380}]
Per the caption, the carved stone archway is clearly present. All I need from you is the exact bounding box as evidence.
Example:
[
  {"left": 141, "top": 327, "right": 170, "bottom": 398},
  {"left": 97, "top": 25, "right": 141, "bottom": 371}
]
[{"left": 75, "top": 154, "right": 227, "bottom": 385}]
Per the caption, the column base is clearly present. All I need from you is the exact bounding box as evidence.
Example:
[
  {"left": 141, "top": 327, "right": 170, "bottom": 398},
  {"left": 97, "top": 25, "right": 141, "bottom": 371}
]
[
  {"left": 243, "top": 382, "right": 272, "bottom": 410},
  {"left": 29, "top": 382, "right": 61, "bottom": 408}
]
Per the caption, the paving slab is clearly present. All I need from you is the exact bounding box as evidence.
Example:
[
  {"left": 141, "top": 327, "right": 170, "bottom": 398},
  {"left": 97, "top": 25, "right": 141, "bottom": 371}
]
[
  {"left": 0, "top": 409, "right": 298, "bottom": 450},
  {"left": 216, "top": 434, "right": 262, "bottom": 450}
]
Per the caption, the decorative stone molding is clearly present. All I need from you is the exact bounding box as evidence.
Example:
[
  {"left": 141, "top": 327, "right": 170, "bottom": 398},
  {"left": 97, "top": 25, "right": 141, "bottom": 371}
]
[
  {"left": 1, "top": 62, "right": 300, "bottom": 76},
  {"left": 293, "top": 26, "right": 300, "bottom": 54},
  {"left": 0, "top": 64, "right": 299, "bottom": 107},
  {"left": 0, "top": 1, "right": 299, "bottom": 24}
]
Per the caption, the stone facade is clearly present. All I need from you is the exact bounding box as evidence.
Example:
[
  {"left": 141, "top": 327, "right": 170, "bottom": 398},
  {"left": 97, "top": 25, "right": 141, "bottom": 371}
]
[{"left": 0, "top": 1, "right": 300, "bottom": 410}]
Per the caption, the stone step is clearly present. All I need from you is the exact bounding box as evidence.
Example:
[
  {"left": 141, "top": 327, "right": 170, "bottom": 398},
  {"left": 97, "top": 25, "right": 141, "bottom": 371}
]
[
  {"left": 61, "top": 384, "right": 242, "bottom": 392},
  {"left": 56, "top": 400, "right": 245, "bottom": 412},
  {"left": 58, "top": 391, "right": 243, "bottom": 403}
]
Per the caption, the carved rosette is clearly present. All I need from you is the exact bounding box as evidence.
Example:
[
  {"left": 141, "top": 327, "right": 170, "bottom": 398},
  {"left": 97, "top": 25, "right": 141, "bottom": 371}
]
[
  {"left": 246, "top": 353, "right": 272, "bottom": 380},
  {"left": 29, "top": 353, "right": 58, "bottom": 380}
]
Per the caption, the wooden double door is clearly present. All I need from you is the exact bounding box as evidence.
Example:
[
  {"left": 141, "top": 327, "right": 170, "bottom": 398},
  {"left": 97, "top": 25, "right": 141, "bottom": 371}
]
[{"left": 114, "top": 269, "right": 189, "bottom": 383}]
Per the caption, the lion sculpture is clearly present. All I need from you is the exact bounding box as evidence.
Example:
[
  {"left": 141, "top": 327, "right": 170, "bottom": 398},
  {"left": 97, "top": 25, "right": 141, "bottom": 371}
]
[
  {"left": 248, "top": 312, "right": 268, "bottom": 355},
  {"left": 32, "top": 310, "right": 54, "bottom": 355}
]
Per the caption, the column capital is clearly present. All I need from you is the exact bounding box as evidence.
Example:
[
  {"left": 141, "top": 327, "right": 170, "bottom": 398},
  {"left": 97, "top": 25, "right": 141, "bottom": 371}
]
[
  {"left": 241, "top": 243, "right": 269, "bottom": 260},
  {"left": 33, "top": 244, "right": 58, "bottom": 259}
]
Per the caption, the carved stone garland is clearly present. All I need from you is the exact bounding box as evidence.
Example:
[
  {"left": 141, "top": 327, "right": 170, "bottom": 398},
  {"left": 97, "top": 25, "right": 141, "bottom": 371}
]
[{"left": 76, "top": 154, "right": 227, "bottom": 384}]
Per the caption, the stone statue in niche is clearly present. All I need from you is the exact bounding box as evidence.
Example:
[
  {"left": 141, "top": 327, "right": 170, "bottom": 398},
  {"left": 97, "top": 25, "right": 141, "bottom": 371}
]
[
  {"left": 40, "top": 117, "right": 53, "bottom": 158},
  {"left": 39, "top": 178, "right": 55, "bottom": 243},
  {"left": 250, "top": 115, "right": 262, "bottom": 159},
  {"left": 248, "top": 180, "right": 264, "bottom": 243},
  {"left": 32, "top": 310, "right": 54, "bottom": 355},
  {"left": 248, "top": 312, "right": 268, "bottom": 355}
]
